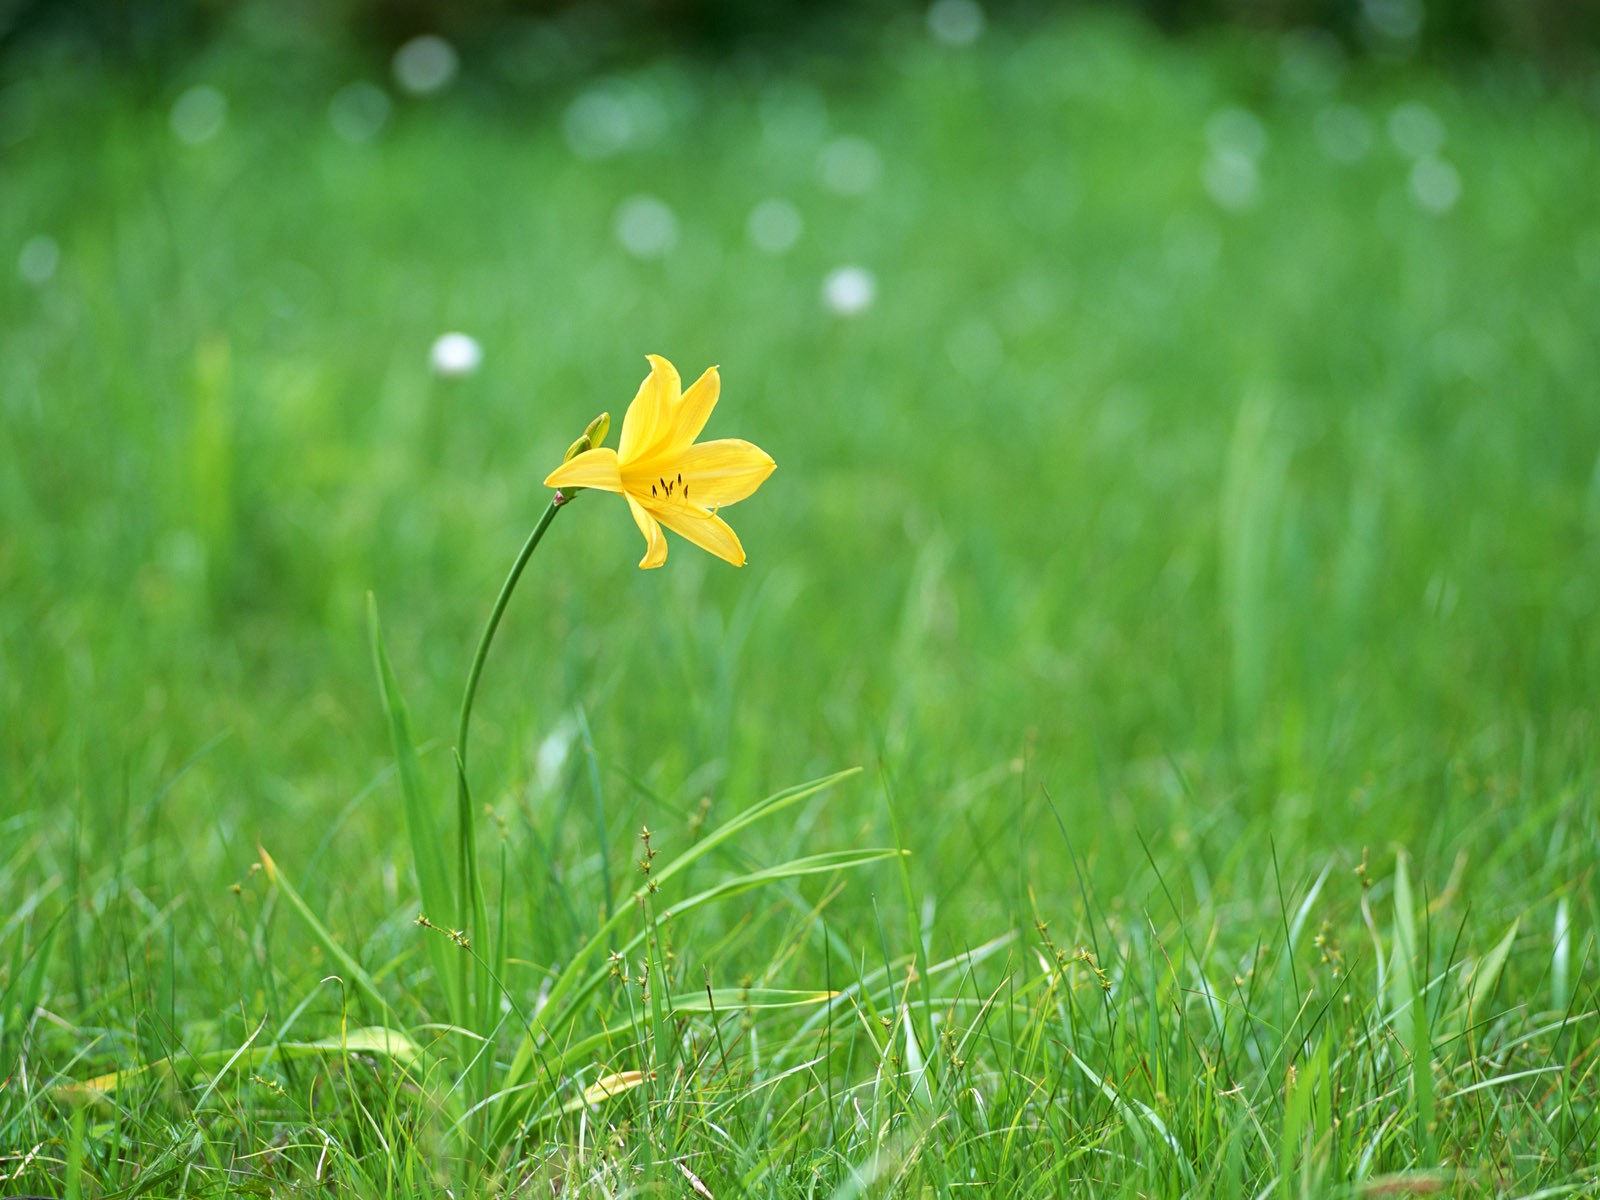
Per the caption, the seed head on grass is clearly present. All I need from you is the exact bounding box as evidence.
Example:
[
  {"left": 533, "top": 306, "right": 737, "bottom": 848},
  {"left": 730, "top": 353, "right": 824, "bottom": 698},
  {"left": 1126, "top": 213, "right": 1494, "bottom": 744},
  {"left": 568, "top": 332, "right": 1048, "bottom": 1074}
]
[{"left": 415, "top": 913, "right": 470, "bottom": 949}]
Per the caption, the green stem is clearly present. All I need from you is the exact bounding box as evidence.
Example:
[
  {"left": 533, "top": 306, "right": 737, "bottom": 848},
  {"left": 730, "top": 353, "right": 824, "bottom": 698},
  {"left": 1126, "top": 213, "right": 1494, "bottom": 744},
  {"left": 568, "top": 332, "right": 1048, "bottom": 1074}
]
[{"left": 454, "top": 497, "right": 566, "bottom": 1005}]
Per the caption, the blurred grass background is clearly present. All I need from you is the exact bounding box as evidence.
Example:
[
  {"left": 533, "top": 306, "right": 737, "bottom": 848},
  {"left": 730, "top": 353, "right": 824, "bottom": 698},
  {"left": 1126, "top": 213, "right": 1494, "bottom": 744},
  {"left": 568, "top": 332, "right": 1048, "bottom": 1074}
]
[{"left": 3, "top": 0, "right": 1600, "bottom": 1191}]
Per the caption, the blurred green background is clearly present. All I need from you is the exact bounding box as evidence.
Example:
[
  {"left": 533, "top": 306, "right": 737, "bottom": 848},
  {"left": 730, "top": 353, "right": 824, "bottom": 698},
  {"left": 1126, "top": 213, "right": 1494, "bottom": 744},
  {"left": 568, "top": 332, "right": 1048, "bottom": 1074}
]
[
  {"left": 6, "top": 0, "right": 1599, "bottom": 962},
  {"left": 6, "top": 0, "right": 1600, "bottom": 65},
  {"left": 2, "top": 0, "right": 1599, "bottom": 1186}
]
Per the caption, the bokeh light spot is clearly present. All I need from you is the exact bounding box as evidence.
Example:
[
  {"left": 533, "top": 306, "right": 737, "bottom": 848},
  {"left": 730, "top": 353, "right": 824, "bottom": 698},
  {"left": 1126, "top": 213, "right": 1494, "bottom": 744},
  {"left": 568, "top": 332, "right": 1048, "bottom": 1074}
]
[
  {"left": 393, "top": 35, "right": 459, "bottom": 96},
  {"left": 1205, "top": 107, "right": 1267, "bottom": 159},
  {"left": 565, "top": 88, "right": 632, "bottom": 159},
  {"left": 1388, "top": 101, "right": 1445, "bottom": 158},
  {"left": 1361, "top": 0, "right": 1424, "bottom": 43},
  {"left": 1409, "top": 156, "right": 1460, "bottom": 214},
  {"left": 430, "top": 332, "right": 483, "bottom": 377},
  {"left": 819, "top": 136, "right": 882, "bottom": 196},
  {"left": 1276, "top": 30, "right": 1344, "bottom": 97},
  {"left": 18, "top": 234, "right": 59, "bottom": 285},
  {"left": 170, "top": 85, "right": 227, "bottom": 144},
  {"left": 563, "top": 81, "right": 667, "bottom": 160},
  {"left": 927, "top": 0, "right": 986, "bottom": 46},
  {"left": 823, "top": 266, "right": 877, "bottom": 316},
  {"left": 614, "top": 195, "right": 678, "bottom": 259},
  {"left": 329, "top": 82, "right": 392, "bottom": 144},
  {"left": 747, "top": 199, "right": 803, "bottom": 255},
  {"left": 759, "top": 83, "right": 829, "bottom": 152},
  {"left": 1202, "top": 149, "right": 1259, "bottom": 211}
]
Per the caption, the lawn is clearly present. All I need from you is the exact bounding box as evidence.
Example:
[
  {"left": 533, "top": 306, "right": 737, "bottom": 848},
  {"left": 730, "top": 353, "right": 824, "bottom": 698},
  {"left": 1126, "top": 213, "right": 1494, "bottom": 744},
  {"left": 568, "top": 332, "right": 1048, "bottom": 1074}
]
[{"left": 3, "top": 9, "right": 1599, "bottom": 1196}]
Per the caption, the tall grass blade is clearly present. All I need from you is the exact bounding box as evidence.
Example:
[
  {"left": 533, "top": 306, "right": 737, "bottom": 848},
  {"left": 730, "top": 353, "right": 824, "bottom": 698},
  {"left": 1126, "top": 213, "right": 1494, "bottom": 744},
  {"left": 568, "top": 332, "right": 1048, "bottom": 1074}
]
[
  {"left": 0, "top": 912, "right": 60, "bottom": 1067},
  {"left": 1552, "top": 897, "right": 1571, "bottom": 1014},
  {"left": 1468, "top": 918, "right": 1520, "bottom": 1028},
  {"left": 369, "top": 593, "right": 461, "bottom": 1021},
  {"left": 259, "top": 845, "right": 391, "bottom": 1020},
  {"left": 1390, "top": 852, "right": 1435, "bottom": 1163}
]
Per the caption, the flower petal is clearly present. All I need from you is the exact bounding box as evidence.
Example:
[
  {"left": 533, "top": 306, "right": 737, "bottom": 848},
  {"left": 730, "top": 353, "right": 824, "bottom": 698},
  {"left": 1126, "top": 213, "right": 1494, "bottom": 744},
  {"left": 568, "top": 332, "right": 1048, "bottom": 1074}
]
[
  {"left": 664, "top": 365, "right": 720, "bottom": 450},
  {"left": 672, "top": 438, "right": 775, "bottom": 508},
  {"left": 651, "top": 504, "right": 747, "bottom": 567},
  {"left": 618, "top": 355, "right": 681, "bottom": 463},
  {"left": 545, "top": 447, "right": 623, "bottom": 492},
  {"left": 626, "top": 495, "right": 669, "bottom": 569}
]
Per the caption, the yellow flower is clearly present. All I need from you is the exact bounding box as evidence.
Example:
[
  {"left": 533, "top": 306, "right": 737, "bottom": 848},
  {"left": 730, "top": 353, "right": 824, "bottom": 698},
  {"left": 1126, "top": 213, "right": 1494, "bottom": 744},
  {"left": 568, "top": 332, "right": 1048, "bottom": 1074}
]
[{"left": 544, "top": 355, "right": 776, "bottom": 569}]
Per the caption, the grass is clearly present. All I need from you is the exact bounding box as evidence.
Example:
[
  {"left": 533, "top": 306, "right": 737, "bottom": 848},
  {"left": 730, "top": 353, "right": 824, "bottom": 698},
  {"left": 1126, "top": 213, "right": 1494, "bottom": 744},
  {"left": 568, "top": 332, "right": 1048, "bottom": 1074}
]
[{"left": 3, "top": 8, "right": 1599, "bottom": 1196}]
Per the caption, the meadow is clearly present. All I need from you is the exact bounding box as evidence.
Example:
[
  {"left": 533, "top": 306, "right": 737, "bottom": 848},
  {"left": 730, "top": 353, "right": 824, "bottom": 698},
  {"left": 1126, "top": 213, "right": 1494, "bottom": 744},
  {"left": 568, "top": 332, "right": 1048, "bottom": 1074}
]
[{"left": 3, "top": 9, "right": 1599, "bottom": 1196}]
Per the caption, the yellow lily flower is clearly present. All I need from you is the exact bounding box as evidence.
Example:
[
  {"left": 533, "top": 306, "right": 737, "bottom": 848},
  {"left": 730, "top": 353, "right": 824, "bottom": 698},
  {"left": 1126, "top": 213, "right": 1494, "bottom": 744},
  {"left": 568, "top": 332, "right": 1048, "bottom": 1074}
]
[{"left": 544, "top": 355, "right": 776, "bottom": 569}]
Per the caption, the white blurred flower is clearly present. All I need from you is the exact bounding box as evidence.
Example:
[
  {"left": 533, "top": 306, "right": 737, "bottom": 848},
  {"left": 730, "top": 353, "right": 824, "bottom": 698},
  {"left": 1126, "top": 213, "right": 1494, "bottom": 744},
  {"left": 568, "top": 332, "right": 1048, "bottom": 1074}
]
[
  {"left": 18, "top": 234, "right": 58, "bottom": 285},
  {"left": 329, "top": 82, "right": 391, "bottom": 144},
  {"left": 928, "top": 0, "right": 985, "bottom": 46},
  {"left": 818, "top": 136, "right": 882, "bottom": 196},
  {"left": 534, "top": 717, "right": 577, "bottom": 794},
  {"left": 823, "top": 266, "right": 876, "bottom": 317},
  {"left": 170, "top": 85, "right": 227, "bottom": 144},
  {"left": 431, "top": 332, "right": 483, "bottom": 377},
  {"left": 1409, "top": 156, "right": 1460, "bottom": 215},
  {"left": 614, "top": 195, "right": 677, "bottom": 259},
  {"left": 393, "top": 35, "right": 458, "bottom": 96},
  {"left": 746, "top": 199, "right": 803, "bottom": 255}
]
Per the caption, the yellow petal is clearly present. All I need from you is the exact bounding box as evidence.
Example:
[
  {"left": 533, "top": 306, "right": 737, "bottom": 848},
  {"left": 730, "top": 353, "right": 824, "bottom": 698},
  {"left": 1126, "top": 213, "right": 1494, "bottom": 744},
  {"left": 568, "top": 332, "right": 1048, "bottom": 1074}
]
[
  {"left": 626, "top": 495, "right": 669, "bottom": 569},
  {"left": 545, "top": 447, "right": 622, "bottom": 492},
  {"left": 618, "top": 355, "right": 681, "bottom": 463},
  {"left": 664, "top": 365, "right": 721, "bottom": 450},
  {"left": 651, "top": 503, "right": 747, "bottom": 567},
  {"left": 672, "top": 438, "right": 775, "bottom": 508},
  {"left": 580, "top": 1070, "right": 649, "bottom": 1105}
]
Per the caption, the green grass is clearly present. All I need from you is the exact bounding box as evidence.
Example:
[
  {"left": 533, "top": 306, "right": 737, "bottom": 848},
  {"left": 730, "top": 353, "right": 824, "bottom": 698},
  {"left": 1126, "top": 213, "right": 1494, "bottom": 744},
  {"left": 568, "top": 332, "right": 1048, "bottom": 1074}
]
[{"left": 3, "top": 10, "right": 1599, "bottom": 1196}]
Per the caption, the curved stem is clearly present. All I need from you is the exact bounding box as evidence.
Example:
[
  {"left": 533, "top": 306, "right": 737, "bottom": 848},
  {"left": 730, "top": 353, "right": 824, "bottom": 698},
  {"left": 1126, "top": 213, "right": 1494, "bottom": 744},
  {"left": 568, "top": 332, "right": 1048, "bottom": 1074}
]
[
  {"left": 457, "top": 498, "right": 564, "bottom": 768},
  {"left": 453, "top": 496, "right": 566, "bottom": 1011}
]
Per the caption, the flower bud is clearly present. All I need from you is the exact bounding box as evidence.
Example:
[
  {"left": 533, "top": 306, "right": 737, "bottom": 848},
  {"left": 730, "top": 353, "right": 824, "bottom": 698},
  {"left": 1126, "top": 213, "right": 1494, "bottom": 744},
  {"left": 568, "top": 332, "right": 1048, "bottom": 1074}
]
[{"left": 562, "top": 413, "right": 610, "bottom": 464}]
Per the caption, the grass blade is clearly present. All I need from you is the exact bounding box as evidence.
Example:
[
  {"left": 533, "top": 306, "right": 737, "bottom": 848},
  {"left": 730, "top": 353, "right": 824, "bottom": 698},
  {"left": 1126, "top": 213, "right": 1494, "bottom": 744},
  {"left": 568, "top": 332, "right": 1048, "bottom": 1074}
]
[
  {"left": 259, "top": 845, "right": 391, "bottom": 1020},
  {"left": 64, "top": 1024, "right": 423, "bottom": 1096},
  {"left": 1468, "top": 918, "right": 1520, "bottom": 1028},
  {"left": 369, "top": 593, "right": 461, "bottom": 1021}
]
